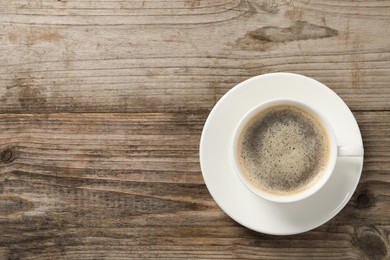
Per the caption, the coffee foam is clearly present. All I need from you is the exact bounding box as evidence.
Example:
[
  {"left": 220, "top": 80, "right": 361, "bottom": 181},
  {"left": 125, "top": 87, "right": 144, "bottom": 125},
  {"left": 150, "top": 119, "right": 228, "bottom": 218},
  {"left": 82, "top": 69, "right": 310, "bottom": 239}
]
[{"left": 238, "top": 105, "right": 330, "bottom": 196}]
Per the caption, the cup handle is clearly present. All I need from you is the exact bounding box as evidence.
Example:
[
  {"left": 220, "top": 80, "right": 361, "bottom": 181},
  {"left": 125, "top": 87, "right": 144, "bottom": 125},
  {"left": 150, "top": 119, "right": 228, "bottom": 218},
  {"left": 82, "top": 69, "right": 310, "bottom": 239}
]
[{"left": 338, "top": 146, "right": 364, "bottom": 157}]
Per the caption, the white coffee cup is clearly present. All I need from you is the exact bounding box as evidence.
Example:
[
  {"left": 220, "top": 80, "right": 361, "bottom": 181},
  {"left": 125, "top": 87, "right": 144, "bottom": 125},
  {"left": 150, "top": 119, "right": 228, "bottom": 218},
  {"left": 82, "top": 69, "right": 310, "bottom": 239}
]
[{"left": 231, "top": 98, "right": 364, "bottom": 203}]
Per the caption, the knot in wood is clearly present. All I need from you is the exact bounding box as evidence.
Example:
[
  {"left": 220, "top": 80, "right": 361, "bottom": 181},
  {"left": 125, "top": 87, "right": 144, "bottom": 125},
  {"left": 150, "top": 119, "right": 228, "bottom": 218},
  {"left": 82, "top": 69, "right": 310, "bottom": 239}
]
[
  {"left": 1, "top": 148, "right": 14, "bottom": 163},
  {"left": 355, "top": 190, "right": 374, "bottom": 209}
]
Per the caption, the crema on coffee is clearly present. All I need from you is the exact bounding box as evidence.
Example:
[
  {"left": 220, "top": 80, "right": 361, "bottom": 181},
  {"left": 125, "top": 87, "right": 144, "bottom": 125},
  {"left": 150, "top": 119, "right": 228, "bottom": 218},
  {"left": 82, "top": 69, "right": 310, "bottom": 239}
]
[{"left": 237, "top": 105, "right": 330, "bottom": 196}]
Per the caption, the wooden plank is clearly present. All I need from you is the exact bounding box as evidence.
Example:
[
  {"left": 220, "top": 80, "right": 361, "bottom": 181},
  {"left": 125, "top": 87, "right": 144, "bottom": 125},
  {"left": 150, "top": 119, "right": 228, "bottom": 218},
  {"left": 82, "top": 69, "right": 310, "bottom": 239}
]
[
  {"left": 1, "top": 0, "right": 390, "bottom": 113},
  {"left": 0, "top": 111, "right": 389, "bottom": 259}
]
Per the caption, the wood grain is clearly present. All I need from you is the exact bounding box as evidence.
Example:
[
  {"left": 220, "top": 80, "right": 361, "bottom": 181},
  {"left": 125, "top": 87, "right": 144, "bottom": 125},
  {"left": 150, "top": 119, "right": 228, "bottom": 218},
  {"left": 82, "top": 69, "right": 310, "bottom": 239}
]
[
  {"left": 0, "top": 112, "right": 389, "bottom": 259},
  {"left": 1, "top": 0, "right": 390, "bottom": 259},
  {"left": 1, "top": 0, "right": 390, "bottom": 113}
]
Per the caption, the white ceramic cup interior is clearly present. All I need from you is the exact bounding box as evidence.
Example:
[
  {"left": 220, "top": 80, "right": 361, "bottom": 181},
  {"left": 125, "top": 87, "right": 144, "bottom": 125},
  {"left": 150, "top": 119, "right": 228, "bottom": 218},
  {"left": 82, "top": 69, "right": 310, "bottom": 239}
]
[{"left": 231, "top": 98, "right": 364, "bottom": 203}]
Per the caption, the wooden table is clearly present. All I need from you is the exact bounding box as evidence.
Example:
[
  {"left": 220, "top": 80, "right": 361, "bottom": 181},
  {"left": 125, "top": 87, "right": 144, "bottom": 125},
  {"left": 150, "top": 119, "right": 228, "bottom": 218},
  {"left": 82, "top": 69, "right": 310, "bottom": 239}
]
[{"left": 1, "top": 0, "right": 389, "bottom": 259}]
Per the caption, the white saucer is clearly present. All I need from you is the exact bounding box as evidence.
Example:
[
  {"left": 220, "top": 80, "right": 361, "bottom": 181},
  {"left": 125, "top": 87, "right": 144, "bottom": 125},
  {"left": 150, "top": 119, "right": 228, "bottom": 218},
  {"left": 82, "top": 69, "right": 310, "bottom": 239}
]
[{"left": 199, "top": 73, "right": 364, "bottom": 235}]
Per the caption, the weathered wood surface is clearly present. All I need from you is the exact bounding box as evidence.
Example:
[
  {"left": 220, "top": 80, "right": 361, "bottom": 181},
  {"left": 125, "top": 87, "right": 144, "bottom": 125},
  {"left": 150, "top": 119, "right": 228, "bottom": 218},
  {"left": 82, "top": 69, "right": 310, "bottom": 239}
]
[{"left": 0, "top": 0, "right": 390, "bottom": 259}]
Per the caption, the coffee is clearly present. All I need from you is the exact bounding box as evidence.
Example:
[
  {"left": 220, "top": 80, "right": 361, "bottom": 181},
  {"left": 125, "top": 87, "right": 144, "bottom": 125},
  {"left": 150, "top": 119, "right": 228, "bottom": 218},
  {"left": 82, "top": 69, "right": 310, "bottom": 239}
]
[{"left": 237, "top": 105, "right": 330, "bottom": 196}]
